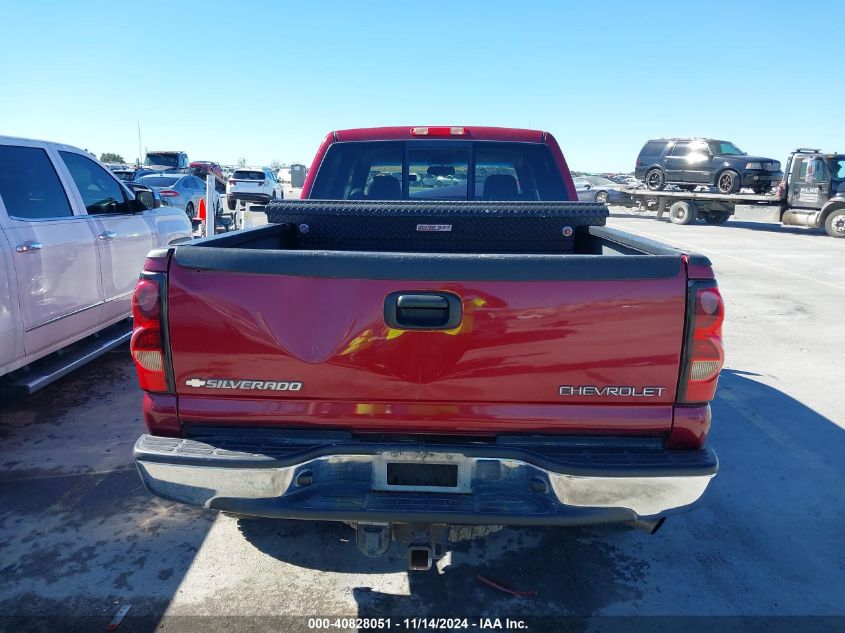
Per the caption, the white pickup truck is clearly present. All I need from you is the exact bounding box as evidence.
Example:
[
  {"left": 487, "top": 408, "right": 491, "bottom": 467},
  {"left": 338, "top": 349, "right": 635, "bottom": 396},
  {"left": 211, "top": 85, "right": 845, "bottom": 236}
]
[{"left": 0, "top": 136, "right": 192, "bottom": 395}]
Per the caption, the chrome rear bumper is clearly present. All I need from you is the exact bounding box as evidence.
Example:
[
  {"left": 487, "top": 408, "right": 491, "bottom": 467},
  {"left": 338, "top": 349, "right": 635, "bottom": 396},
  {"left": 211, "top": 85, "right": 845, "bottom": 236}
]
[{"left": 134, "top": 433, "right": 717, "bottom": 525}]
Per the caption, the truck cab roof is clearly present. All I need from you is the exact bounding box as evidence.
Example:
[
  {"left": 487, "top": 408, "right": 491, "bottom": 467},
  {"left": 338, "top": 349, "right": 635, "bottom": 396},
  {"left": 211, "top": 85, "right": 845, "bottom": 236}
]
[{"left": 332, "top": 126, "right": 547, "bottom": 143}]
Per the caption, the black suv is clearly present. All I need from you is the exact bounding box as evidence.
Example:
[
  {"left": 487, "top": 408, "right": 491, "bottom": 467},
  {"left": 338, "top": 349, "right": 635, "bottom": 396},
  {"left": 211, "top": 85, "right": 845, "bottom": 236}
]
[{"left": 635, "top": 138, "right": 783, "bottom": 194}]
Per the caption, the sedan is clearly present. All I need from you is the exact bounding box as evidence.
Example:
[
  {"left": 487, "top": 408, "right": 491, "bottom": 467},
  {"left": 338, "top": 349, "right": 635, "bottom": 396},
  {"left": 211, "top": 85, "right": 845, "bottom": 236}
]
[
  {"left": 136, "top": 174, "right": 220, "bottom": 220},
  {"left": 574, "top": 175, "right": 634, "bottom": 205}
]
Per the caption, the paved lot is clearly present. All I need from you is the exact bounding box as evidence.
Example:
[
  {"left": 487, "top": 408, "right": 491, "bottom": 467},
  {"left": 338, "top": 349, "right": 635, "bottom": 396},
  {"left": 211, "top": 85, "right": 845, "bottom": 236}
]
[{"left": 1, "top": 209, "right": 843, "bottom": 631}]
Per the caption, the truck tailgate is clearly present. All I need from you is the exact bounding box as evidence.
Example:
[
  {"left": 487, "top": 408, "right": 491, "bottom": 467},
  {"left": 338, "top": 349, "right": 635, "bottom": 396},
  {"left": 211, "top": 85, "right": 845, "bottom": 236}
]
[{"left": 166, "top": 250, "right": 687, "bottom": 435}]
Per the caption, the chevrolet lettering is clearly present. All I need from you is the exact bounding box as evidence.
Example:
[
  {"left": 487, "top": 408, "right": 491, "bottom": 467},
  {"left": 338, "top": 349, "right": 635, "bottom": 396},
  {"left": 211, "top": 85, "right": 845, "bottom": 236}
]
[{"left": 558, "top": 385, "right": 669, "bottom": 397}]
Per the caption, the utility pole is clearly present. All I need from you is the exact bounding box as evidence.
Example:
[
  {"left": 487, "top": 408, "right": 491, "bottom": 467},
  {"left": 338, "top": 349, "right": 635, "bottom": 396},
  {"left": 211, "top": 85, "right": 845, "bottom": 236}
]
[{"left": 137, "top": 120, "right": 143, "bottom": 165}]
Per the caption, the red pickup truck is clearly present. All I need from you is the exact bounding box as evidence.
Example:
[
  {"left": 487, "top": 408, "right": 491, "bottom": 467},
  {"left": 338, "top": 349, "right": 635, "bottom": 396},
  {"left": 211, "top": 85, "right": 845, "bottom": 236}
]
[{"left": 130, "top": 126, "right": 723, "bottom": 570}]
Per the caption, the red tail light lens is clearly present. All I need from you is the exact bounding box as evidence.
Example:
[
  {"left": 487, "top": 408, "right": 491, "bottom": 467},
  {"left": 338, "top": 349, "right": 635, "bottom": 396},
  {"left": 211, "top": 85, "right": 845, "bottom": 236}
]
[
  {"left": 679, "top": 283, "right": 724, "bottom": 403},
  {"left": 159, "top": 190, "right": 179, "bottom": 197},
  {"left": 130, "top": 277, "right": 170, "bottom": 392}
]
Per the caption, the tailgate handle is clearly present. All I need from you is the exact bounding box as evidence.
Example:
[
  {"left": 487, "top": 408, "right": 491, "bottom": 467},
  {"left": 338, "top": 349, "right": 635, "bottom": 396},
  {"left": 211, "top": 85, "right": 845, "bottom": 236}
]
[{"left": 385, "top": 292, "right": 462, "bottom": 330}]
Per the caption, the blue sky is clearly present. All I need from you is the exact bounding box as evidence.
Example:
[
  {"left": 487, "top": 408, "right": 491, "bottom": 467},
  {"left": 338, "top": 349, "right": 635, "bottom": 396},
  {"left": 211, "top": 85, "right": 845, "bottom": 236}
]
[{"left": 2, "top": 0, "right": 843, "bottom": 171}]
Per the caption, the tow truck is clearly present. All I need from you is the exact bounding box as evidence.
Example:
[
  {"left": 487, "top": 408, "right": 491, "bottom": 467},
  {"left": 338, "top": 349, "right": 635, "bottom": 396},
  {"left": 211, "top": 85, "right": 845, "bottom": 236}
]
[{"left": 629, "top": 149, "right": 845, "bottom": 238}]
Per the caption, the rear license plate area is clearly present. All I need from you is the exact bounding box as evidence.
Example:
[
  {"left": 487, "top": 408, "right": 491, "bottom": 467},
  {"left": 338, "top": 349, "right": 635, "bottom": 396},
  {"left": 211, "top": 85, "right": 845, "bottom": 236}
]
[
  {"left": 372, "top": 453, "right": 471, "bottom": 493},
  {"left": 386, "top": 462, "right": 458, "bottom": 488}
]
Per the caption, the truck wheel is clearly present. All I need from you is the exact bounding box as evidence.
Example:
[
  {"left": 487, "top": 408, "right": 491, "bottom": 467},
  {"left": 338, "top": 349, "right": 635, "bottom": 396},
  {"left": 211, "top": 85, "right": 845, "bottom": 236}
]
[
  {"left": 594, "top": 190, "right": 609, "bottom": 204},
  {"left": 824, "top": 209, "right": 845, "bottom": 237},
  {"left": 704, "top": 211, "right": 730, "bottom": 224},
  {"left": 227, "top": 197, "right": 237, "bottom": 211},
  {"left": 716, "top": 170, "right": 741, "bottom": 194},
  {"left": 669, "top": 201, "right": 696, "bottom": 225},
  {"left": 186, "top": 202, "right": 194, "bottom": 218},
  {"left": 645, "top": 168, "right": 666, "bottom": 191}
]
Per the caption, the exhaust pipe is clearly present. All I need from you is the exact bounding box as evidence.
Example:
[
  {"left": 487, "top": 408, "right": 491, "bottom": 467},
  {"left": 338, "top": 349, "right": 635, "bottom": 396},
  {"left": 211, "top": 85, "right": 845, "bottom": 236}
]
[
  {"left": 408, "top": 546, "right": 433, "bottom": 571},
  {"left": 625, "top": 517, "right": 666, "bottom": 535}
]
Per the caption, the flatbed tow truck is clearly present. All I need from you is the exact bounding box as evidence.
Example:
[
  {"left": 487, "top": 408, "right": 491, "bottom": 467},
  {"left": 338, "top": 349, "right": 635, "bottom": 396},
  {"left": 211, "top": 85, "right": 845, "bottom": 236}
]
[{"left": 628, "top": 149, "right": 845, "bottom": 238}]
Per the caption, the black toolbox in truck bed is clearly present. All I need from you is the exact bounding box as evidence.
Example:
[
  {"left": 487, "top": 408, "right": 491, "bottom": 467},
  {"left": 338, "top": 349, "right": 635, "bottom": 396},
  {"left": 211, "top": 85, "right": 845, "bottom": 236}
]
[{"left": 264, "top": 200, "right": 609, "bottom": 253}]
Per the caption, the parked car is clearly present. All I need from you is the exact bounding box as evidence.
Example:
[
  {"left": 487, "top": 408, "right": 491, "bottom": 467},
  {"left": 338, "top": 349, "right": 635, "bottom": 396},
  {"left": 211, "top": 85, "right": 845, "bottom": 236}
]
[
  {"left": 144, "top": 150, "right": 189, "bottom": 173},
  {"left": 131, "top": 126, "right": 723, "bottom": 569},
  {"left": 635, "top": 138, "right": 783, "bottom": 194},
  {"left": 136, "top": 173, "right": 219, "bottom": 222},
  {"left": 574, "top": 175, "right": 634, "bottom": 205},
  {"left": 190, "top": 161, "right": 224, "bottom": 181},
  {"left": 113, "top": 167, "right": 157, "bottom": 182},
  {"left": 226, "top": 167, "right": 282, "bottom": 209},
  {"left": 0, "top": 135, "right": 192, "bottom": 394}
]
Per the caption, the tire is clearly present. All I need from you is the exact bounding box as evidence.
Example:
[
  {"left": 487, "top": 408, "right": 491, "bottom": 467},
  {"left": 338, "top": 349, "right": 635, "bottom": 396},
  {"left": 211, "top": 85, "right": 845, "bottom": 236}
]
[
  {"left": 704, "top": 211, "right": 730, "bottom": 225},
  {"left": 824, "top": 208, "right": 845, "bottom": 238},
  {"left": 669, "top": 201, "right": 696, "bottom": 225},
  {"left": 594, "top": 190, "right": 610, "bottom": 204},
  {"left": 227, "top": 197, "right": 237, "bottom": 211},
  {"left": 185, "top": 202, "right": 194, "bottom": 218},
  {"left": 645, "top": 168, "right": 666, "bottom": 191},
  {"left": 716, "top": 170, "right": 741, "bottom": 194}
]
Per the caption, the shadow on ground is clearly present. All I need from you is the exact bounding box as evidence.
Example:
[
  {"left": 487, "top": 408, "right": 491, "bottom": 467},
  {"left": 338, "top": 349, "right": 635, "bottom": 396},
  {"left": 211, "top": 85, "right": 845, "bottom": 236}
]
[{"left": 0, "top": 350, "right": 216, "bottom": 632}]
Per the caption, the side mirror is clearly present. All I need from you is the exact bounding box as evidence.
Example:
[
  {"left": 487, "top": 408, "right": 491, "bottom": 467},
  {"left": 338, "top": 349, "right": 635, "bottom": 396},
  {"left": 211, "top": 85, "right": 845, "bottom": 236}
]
[{"left": 127, "top": 183, "right": 160, "bottom": 210}]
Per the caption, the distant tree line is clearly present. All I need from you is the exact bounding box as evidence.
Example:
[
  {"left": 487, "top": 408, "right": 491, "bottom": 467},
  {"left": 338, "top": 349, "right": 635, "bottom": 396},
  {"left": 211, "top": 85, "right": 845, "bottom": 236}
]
[{"left": 100, "top": 152, "right": 125, "bottom": 163}]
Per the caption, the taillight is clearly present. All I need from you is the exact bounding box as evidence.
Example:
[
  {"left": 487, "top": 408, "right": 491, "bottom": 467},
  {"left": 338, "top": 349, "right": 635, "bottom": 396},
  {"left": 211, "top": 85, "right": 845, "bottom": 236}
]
[
  {"left": 159, "top": 190, "right": 179, "bottom": 197},
  {"left": 228, "top": 179, "right": 236, "bottom": 185},
  {"left": 678, "top": 282, "right": 724, "bottom": 404},
  {"left": 130, "top": 265, "right": 172, "bottom": 393}
]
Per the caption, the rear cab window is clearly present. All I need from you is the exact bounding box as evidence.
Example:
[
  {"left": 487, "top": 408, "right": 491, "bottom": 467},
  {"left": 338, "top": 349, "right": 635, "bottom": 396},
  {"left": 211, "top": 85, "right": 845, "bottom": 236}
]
[
  {"left": 310, "top": 141, "right": 567, "bottom": 200},
  {"left": 0, "top": 145, "right": 74, "bottom": 220}
]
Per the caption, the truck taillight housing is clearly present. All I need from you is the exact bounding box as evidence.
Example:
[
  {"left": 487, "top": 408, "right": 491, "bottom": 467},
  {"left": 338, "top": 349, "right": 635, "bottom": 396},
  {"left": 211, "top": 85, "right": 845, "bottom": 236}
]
[
  {"left": 130, "top": 266, "right": 172, "bottom": 393},
  {"left": 679, "top": 281, "right": 724, "bottom": 404}
]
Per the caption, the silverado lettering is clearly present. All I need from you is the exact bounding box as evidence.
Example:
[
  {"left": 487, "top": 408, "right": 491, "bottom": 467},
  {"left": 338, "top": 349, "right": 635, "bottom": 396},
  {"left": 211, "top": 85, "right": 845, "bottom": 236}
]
[
  {"left": 558, "top": 385, "right": 668, "bottom": 397},
  {"left": 185, "top": 378, "right": 303, "bottom": 391}
]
